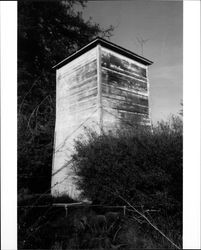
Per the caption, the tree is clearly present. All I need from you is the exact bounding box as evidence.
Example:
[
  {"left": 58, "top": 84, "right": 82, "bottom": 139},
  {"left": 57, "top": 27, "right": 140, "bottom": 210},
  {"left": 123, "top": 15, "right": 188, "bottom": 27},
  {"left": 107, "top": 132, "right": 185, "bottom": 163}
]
[{"left": 18, "top": 0, "right": 114, "bottom": 194}]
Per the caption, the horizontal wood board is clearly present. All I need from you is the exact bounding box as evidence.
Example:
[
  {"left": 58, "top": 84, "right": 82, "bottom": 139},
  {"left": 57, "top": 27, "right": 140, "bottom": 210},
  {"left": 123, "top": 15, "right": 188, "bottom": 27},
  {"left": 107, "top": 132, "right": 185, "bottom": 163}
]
[
  {"left": 54, "top": 48, "right": 99, "bottom": 161},
  {"left": 100, "top": 48, "right": 150, "bottom": 126},
  {"left": 101, "top": 49, "right": 147, "bottom": 78}
]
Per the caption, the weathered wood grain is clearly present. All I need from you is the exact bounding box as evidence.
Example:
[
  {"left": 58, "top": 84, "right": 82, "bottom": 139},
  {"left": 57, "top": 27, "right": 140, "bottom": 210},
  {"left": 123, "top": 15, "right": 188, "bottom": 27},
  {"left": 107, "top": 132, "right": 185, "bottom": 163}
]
[
  {"left": 102, "top": 97, "right": 149, "bottom": 115},
  {"left": 58, "top": 87, "right": 97, "bottom": 105},
  {"left": 102, "top": 86, "right": 148, "bottom": 106},
  {"left": 52, "top": 48, "right": 99, "bottom": 198},
  {"left": 100, "top": 47, "right": 149, "bottom": 128},
  {"left": 58, "top": 48, "right": 97, "bottom": 76},
  {"left": 101, "top": 49, "right": 147, "bottom": 78},
  {"left": 60, "top": 61, "right": 97, "bottom": 88},
  {"left": 102, "top": 108, "right": 150, "bottom": 130},
  {"left": 52, "top": 43, "right": 151, "bottom": 198},
  {"left": 102, "top": 69, "right": 147, "bottom": 94}
]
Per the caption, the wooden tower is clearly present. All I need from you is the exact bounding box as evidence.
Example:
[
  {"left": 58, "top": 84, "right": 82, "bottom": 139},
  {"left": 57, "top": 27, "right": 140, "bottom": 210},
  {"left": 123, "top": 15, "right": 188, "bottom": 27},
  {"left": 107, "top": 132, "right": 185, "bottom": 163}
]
[{"left": 51, "top": 37, "right": 153, "bottom": 199}]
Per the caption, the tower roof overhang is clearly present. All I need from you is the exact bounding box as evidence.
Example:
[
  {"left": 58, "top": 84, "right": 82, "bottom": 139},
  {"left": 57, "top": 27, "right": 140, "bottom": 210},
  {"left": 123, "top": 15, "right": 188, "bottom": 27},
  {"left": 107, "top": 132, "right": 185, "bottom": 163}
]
[{"left": 52, "top": 37, "right": 153, "bottom": 70}]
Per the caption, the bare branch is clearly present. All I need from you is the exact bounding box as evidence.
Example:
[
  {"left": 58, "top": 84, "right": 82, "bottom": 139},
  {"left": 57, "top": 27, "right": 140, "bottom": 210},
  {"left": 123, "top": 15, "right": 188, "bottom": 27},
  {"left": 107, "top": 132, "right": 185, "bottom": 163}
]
[
  {"left": 117, "top": 193, "right": 181, "bottom": 249},
  {"left": 19, "top": 77, "right": 40, "bottom": 114},
  {"left": 26, "top": 95, "right": 51, "bottom": 134}
]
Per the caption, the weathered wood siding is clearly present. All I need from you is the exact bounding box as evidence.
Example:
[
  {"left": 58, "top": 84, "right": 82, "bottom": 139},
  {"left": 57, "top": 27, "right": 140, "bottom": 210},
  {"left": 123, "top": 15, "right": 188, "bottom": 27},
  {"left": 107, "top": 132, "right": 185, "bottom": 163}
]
[
  {"left": 52, "top": 44, "right": 151, "bottom": 198},
  {"left": 52, "top": 48, "right": 99, "bottom": 197},
  {"left": 101, "top": 47, "right": 150, "bottom": 130}
]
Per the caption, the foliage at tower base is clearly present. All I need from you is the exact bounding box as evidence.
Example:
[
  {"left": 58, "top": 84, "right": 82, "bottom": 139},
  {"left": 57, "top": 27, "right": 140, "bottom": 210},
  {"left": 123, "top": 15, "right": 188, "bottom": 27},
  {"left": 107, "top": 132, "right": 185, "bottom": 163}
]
[
  {"left": 72, "top": 115, "right": 183, "bottom": 246},
  {"left": 18, "top": 0, "right": 113, "bottom": 195}
]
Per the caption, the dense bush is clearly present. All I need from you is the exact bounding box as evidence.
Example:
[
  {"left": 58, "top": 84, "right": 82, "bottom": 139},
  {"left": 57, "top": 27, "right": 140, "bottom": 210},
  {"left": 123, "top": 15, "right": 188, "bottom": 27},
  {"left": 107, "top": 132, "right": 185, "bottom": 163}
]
[
  {"left": 73, "top": 115, "right": 182, "bottom": 206},
  {"left": 72, "top": 115, "right": 183, "bottom": 247}
]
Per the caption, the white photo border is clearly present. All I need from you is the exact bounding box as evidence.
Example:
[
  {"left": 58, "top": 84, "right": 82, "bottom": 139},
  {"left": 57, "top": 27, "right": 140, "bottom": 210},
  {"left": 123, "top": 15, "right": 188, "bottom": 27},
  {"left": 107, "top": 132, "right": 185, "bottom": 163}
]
[{"left": 0, "top": 1, "right": 200, "bottom": 249}]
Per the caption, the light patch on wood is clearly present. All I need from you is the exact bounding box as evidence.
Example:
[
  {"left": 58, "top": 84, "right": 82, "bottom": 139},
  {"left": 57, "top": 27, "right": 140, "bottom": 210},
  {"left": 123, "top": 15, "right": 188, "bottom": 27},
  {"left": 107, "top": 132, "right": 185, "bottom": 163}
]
[{"left": 101, "top": 47, "right": 147, "bottom": 69}]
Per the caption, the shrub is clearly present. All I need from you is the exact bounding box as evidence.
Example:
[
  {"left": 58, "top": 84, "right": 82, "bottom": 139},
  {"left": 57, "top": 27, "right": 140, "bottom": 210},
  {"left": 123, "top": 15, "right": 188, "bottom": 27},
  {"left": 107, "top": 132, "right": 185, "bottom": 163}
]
[
  {"left": 73, "top": 115, "right": 182, "bottom": 207},
  {"left": 72, "top": 115, "right": 183, "bottom": 248}
]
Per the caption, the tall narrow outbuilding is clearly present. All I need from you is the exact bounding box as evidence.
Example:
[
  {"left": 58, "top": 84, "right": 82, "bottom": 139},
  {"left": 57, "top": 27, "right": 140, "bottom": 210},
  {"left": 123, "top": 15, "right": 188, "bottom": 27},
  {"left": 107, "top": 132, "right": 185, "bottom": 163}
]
[{"left": 51, "top": 37, "right": 153, "bottom": 198}]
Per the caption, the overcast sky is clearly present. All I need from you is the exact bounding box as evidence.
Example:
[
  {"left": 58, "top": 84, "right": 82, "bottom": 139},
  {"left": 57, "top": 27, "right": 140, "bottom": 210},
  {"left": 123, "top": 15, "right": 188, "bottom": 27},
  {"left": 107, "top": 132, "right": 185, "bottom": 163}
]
[{"left": 78, "top": 0, "right": 183, "bottom": 123}]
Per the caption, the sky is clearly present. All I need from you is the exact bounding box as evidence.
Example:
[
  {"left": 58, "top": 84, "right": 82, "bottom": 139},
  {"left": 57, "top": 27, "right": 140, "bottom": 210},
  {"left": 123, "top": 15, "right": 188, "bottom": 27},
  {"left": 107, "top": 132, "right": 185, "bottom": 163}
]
[{"left": 78, "top": 0, "right": 183, "bottom": 123}]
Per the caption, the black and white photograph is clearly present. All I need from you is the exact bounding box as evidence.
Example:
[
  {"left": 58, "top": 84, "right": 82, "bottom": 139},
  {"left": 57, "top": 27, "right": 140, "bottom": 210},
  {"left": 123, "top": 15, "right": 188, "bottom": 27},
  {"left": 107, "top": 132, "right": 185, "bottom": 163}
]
[{"left": 1, "top": 0, "right": 200, "bottom": 249}]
